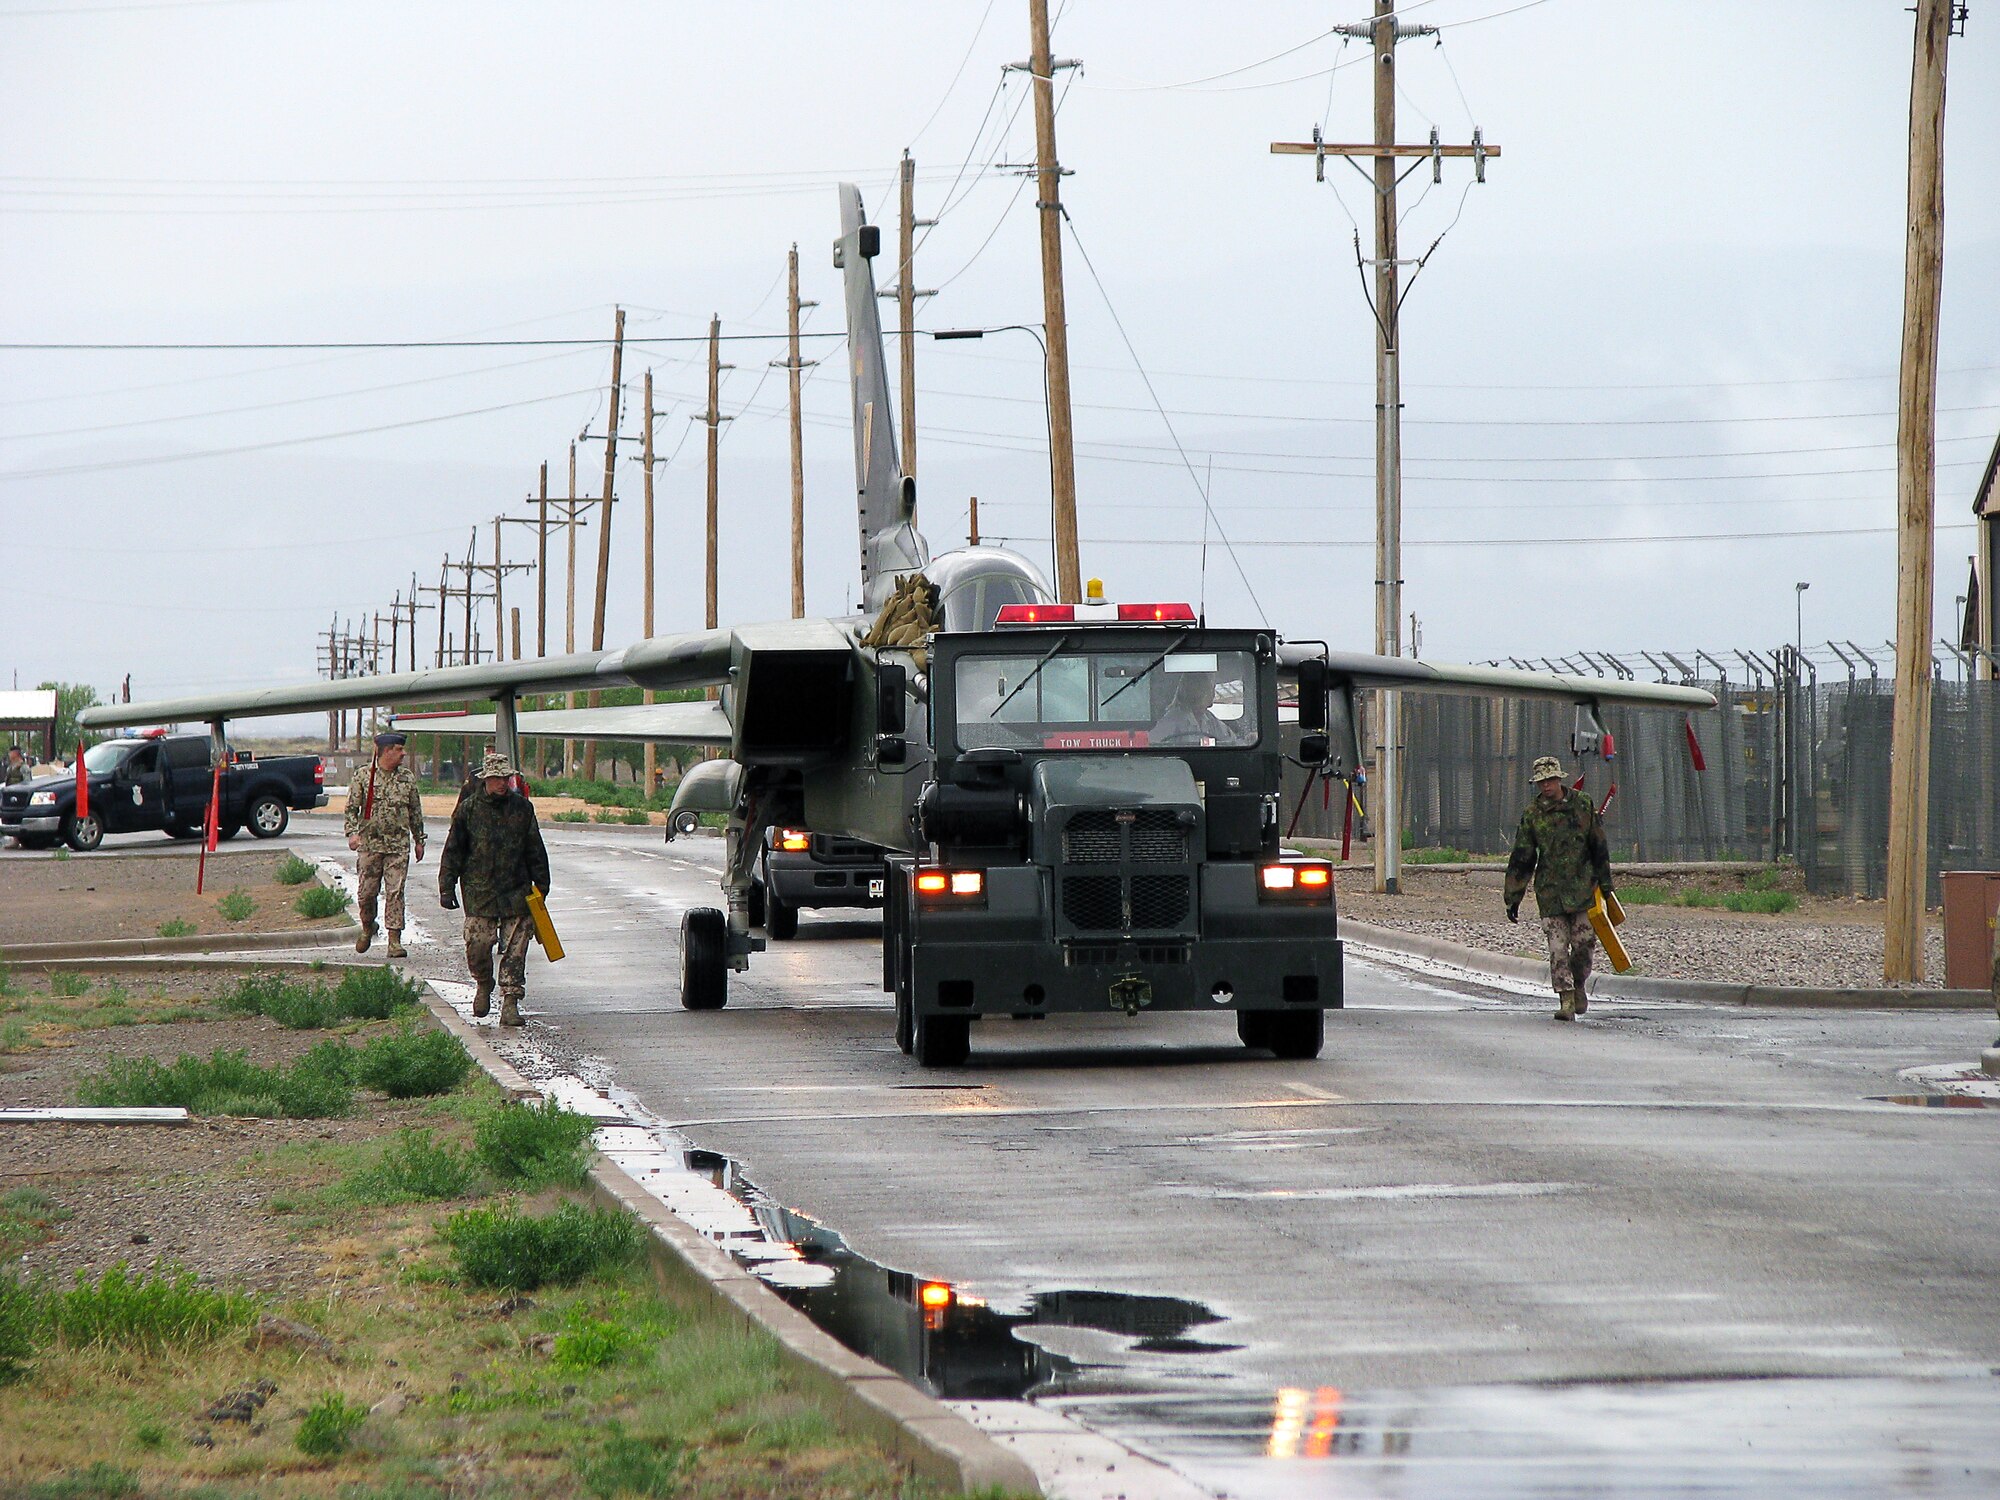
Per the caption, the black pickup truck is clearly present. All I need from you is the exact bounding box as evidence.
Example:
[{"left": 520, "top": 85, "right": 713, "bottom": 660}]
[{"left": 0, "top": 734, "right": 326, "bottom": 852}]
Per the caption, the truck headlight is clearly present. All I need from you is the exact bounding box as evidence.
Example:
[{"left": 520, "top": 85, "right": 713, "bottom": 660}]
[
  {"left": 914, "top": 868, "right": 986, "bottom": 905},
  {"left": 28, "top": 791, "right": 56, "bottom": 807},
  {"left": 1259, "top": 861, "right": 1333, "bottom": 903},
  {"left": 777, "top": 828, "right": 810, "bottom": 852}
]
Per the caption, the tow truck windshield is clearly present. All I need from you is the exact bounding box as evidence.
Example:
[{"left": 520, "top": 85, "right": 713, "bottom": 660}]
[{"left": 954, "top": 647, "right": 1259, "bottom": 751}]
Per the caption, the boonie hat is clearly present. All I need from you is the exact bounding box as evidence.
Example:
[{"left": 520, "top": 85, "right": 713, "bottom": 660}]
[
  {"left": 478, "top": 751, "right": 515, "bottom": 779},
  {"left": 1529, "top": 755, "right": 1565, "bottom": 783}
]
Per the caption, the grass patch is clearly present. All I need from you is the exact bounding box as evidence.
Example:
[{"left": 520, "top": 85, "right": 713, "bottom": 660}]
[
  {"left": 155, "top": 919, "right": 196, "bottom": 939},
  {"left": 294, "top": 1392, "right": 369, "bottom": 1458},
  {"left": 273, "top": 852, "right": 317, "bottom": 885},
  {"left": 1404, "top": 846, "right": 1476, "bottom": 865},
  {"left": 0, "top": 1188, "right": 72, "bottom": 1260},
  {"left": 551, "top": 1303, "right": 662, "bottom": 1372},
  {"left": 0, "top": 964, "right": 21, "bottom": 999},
  {"left": 342, "top": 1128, "right": 480, "bottom": 1204},
  {"left": 355, "top": 1025, "right": 474, "bottom": 1099},
  {"left": 475, "top": 1097, "right": 596, "bottom": 1188},
  {"left": 37, "top": 1262, "right": 257, "bottom": 1352},
  {"left": 218, "top": 966, "right": 420, "bottom": 1030},
  {"left": 75, "top": 1043, "right": 356, "bottom": 1118},
  {"left": 573, "top": 1425, "right": 690, "bottom": 1499},
  {"left": 216, "top": 889, "right": 255, "bottom": 922},
  {"left": 1744, "top": 868, "right": 1782, "bottom": 893},
  {"left": 0, "top": 1017, "right": 33, "bottom": 1054},
  {"left": 552, "top": 808, "right": 589, "bottom": 823},
  {"left": 441, "top": 1202, "right": 641, "bottom": 1292},
  {"left": 1617, "top": 883, "right": 1673, "bottom": 905},
  {"left": 1723, "top": 888, "right": 1798, "bottom": 914},
  {"left": 294, "top": 885, "right": 352, "bottom": 920},
  {"left": 619, "top": 808, "right": 651, "bottom": 826},
  {"left": 14, "top": 1463, "right": 139, "bottom": 1498},
  {"left": 49, "top": 973, "right": 89, "bottom": 999},
  {"left": 50, "top": 848, "right": 70, "bottom": 862}
]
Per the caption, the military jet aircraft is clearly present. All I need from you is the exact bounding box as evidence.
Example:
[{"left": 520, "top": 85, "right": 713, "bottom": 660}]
[{"left": 82, "top": 184, "right": 1712, "bottom": 1053}]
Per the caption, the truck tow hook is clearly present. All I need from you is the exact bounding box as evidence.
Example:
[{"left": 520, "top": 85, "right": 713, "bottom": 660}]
[{"left": 1109, "top": 973, "right": 1154, "bottom": 1016}]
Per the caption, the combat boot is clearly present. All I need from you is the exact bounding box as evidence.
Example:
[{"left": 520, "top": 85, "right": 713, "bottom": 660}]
[
  {"left": 500, "top": 996, "right": 523, "bottom": 1028},
  {"left": 355, "top": 922, "right": 374, "bottom": 955},
  {"left": 386, "top": 930, "right": 407, "bottom": 959},
  {"left": 1573, "top": 989, "right": 1588, "bottom": 1015},
  {"left": 1554, "top": 990, "right": 1578, "bottom": 1022},
  {"left": 472, "top": 981, "right": 491, "bottom": 1018}
]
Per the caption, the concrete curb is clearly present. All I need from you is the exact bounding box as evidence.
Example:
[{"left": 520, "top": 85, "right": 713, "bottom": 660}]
[
  {"left": 0, "top": 953, "right": 376, "bottom": 976},
  {"left": 1340, "top": 918, "right": 1992, "bottom": 1010},
  {"left": 409, "top": 981, "right": 1041, "bottom": 1497},
  {"left": 1, "top": 924, "right": 361, "bottom": 962}
]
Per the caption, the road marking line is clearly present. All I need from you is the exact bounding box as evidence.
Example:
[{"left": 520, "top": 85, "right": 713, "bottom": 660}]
[{"left": 1282, "top": 1082, "right": 1345, "bottom": 1100}]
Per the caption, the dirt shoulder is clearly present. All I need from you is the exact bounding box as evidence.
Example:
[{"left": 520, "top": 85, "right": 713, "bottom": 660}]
[
  {"left": 0, "top": 848, "right": 350, "bottom": 951},
  {"left": 0, "top": 965, "right": 978, "bottom": 1498},
  {"left": 1335, "top": 862, "right": 1949, "bottom": 990}
]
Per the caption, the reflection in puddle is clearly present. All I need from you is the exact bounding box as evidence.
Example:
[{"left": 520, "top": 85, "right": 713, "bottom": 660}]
[{"left": 682, "top": 1148, "right": 1234, "bottom": 1400}]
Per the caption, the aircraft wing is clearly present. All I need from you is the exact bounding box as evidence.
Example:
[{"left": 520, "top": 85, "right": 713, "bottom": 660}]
[
  {"left": 397, "top": 700, "right": 732, "bottom": 746},
  {"left": 1280, "top": 647, "right": 1717, "bottom": 711},
  {"left": 75, "top": 627, "right": 744, "bottom": 731}
]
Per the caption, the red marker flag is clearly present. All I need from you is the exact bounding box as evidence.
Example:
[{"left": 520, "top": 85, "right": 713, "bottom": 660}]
[
  {"left": 74, "top": 744, "right": 88, "bottom": 820},
  {"left": 1684, "top": 715, "right": 1708, "bottom": 773}
]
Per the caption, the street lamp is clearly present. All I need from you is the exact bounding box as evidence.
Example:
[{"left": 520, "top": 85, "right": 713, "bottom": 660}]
[
  {"left": 1794, "top": 581, "right": 1810, "bottom": 663},
  {"left": 930, "top": 326, "right": 1060, "bottom": 581}
]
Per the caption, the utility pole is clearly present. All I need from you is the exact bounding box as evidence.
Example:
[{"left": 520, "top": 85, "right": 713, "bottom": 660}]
[
  {"left": 697, "top": 316, "right": 734, "bottom": 704},
  {"left": 535, "top": 462, "right": 549, "bottom": 657},
  {"left": 969, "top": 495, "right": 980, "bottom": 546},
  {"left": 1012, "top": 0, "right": 1081, "bottom": 603},
  {"left": 642, "top": 368, "right": 658, "bottom": 795},
  {"left": 584, "top": 306, "right": 625, "bottom": 781},
  {"left": 772, "top": 245, "right": 817, "bottom": 618},
  {"left": 891, "top": 150, "right": 936, "bottom": 478},
  {"left": 1885, "top": 0, "right": 1957, "bottom": 982},
  {"left": 1272, "top": 2, "right": 1499, "bottom": 895}
]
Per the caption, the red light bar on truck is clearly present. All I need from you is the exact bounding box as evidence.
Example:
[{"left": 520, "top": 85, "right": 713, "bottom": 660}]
[
  {"left": 995, "top": 601, "right": 1196, "bottom": 626},
  {"left": 1116, "top": 602, "right": 1197, "bottom": 622},
  {"left": 994, "top": 603, "right": 1075, "bottom": 625}
]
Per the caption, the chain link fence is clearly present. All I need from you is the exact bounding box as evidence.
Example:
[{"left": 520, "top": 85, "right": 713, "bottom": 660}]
[{"left": 1280, "top": 647, "right": 2000, "bottom": 901}]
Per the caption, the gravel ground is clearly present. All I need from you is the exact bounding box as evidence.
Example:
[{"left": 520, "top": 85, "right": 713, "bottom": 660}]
[
  {"left": 1337, "top": 867, "right": 1951, "bottom": 990},
  {"left": 0, "top": 845, "right": 348, "bottom": 947}
]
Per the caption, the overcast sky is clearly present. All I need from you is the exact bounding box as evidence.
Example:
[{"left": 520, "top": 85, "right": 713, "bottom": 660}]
[{"left": 2, "top": 0, "right": 1995, "bottom": 723}]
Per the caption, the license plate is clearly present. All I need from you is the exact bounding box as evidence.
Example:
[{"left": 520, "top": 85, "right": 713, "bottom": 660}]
[{"left": 868, "top": 878, "right": 885, "bottom": 898}]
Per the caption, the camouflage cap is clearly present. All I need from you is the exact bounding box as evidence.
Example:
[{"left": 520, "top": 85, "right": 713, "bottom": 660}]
[
  {"left": 1529, "top": 755, "right": 1565, "bottom": 783},
  {"left": 478, "top": 751, "right": 515, "bottom": 779}
]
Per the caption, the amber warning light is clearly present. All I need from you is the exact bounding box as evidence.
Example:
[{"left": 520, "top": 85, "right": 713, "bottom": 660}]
[
  {"left": 1259, "top": 861, "right": 1334, "bottom": 902},
  {"left": 777, "top": 829, "right": 810, "bottom": 852}
]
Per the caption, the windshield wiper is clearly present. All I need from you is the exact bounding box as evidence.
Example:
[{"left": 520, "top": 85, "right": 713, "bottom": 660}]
[
  {"left": 993, "top": 631, "right": 1076, "bottom": 718},
  {"left": 1101, "top": 625, "right": 1198, "bottom": 707}
]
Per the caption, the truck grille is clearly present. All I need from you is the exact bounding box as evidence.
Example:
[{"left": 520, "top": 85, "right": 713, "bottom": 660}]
[
  {"left": 1055, "top": 807, "right": 1197, "bottom": 936},
  {"left": 1128, "top": 810, "right": 1190, "bottom": 863},
  {"left": 1061, "top": 875, "right": 1123, "bottom": 930},
  {"left": 1129, "top": 875, "right": 1191, "bottom": 929},
  {"left": 1061, "top": 811, "right": 1122, "bottom": 863}
]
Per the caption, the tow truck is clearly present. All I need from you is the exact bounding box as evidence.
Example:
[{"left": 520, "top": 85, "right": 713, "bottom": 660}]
[{"left": 876, "top": 591, "right": 1352, "bottom": 1067}]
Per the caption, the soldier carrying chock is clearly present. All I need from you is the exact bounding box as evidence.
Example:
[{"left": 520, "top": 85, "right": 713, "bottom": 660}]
[
  {"left": 1504, "top": 755, "right": 1614, "bottom": 1022},
  {"left": 345, "top": 731, "right": 426, "bottom": 958},
  {"left": 438, "top": 751, "right": 549, "bottom": 1027}
]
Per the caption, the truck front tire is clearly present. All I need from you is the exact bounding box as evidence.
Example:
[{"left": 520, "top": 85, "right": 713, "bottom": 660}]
[
  {"left": 680, "top": 907, "right": 728, "bottom": 1010},
  {"left": 1239, "top": 1009, "right": 1324, "bottom": 1059},
  {"left": 246, "top": 794, "right": 288, "bottom": 838},
  {"left": 913, "top": 1011, "right": 969, "bottom": 1068},
  {"left": 63, "top": 812, "right": 104, "bottom": 853},
  {"left": 765, "top": 891, "right": 798, "bottom": 941}
]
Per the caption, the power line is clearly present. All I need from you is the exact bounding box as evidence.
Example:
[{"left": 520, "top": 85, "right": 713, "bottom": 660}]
[
  {"left": 0, "top": 333, "right": 850, "bottom": 352},
  {"left": 991, "top": 522, "right": 1982, "bottom": 550},
  {"left": 907, "top": 0, "right": 1000, "bottom": 148}
]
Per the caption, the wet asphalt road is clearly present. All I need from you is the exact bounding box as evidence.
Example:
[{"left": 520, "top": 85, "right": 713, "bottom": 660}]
[{"left": 290, "top": 815, "right": 2000, "bottom": 1498}]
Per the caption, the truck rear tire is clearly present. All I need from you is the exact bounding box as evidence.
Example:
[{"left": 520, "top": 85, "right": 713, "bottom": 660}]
[
  {"left": 680, "top": 907, "right": 728, "bottom": 1010},
  {"left": 747, "top": 879, "right": 766, "bottom": 929},
  {"left": 246, "top": 794, "right": 289, "bottom": 838},
  {"left": 1266, "top": 1010, "right": 1324, "bottom": 1060},
  {"left": 63, "top": 812, "right": 104, "bottom": 853},
  {"left": 765, "top": 891, "right": 798, "bottom": 941},
  {"left": 894, "top": 987, "right": 914, "bottom": 1055},
  {"left": 1236, "top": 1011, "right": 1273, "bottom": 1051},
  {"left": 914, "top": 1011, "right": 969, "bottom": 1068}
]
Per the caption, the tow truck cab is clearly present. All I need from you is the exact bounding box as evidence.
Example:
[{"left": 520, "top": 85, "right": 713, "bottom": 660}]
[{"left": 883, "top": 598, "right": 1343, "bottom": 1067}]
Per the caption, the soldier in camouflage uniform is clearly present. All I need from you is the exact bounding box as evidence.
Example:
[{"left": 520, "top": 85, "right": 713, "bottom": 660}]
[
  {"left": 1503, "top": 755, "right": 1614, "bottom": 1022},
  {"left": 438, "top": 751, "right": 549, "bottom": 1026},
  {"left": 345, "top": 731, "right": 426, "bottom": 958}
]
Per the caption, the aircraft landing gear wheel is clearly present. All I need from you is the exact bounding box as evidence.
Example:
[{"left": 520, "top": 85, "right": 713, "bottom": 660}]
[
  {"left": 747, "top": 879, "right": 766, "bottom": 929},
  {"left": 765, "top": 891, "right": 798, "bottom": 941},
  {"left": 63, "top": 812, "right": 104, "bottom": 853},
  {"left": 1236, "top": 1011, "right": 1273, "bottom": 1051},
  {"left": 1266, "top": 1010, "right": 1324, "bottom": 1061},
  {"left": 895, "top": 986, "right": 914, "bottom": 1055},
  {"left": 913, "top": 1011, "right": 970, "bottom": 1068},
  {"left": 680, "top": 907, "right": 728, "bottom": 1010}
]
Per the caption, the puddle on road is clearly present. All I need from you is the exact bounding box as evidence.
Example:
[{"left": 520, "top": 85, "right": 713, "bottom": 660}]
[
  {"left": 1071, "top": 1375, "right": 2000, "bottom": 1498},
  {"left": 1870, "top": 1094, "right": 2000, "bottom": 1109},
  {"left": 680, "top": 1148, "right": 1236, "bottom": 1400}
]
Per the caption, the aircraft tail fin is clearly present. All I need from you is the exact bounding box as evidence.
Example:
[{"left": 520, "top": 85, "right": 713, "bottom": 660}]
[{"left": 836, "top": 182, "right": 927, "bottom": 613}]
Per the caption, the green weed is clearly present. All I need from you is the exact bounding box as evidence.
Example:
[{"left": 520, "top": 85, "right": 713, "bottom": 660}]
[
  {"left": 1723, "top": 888, "right": 1798, "bottom": 914},
  {"left": 0, "top": 1187, "right": 72, "bottom": 1260},
  {"left": 51, "top": 848, "right": 71, "bottom": 863},
  {"left": 0, "top": 964, "right": 20, "bottom": 999},
  {"left": 551, "top": 1306, "right": 653, "bottom": 1372},
  {"left": 1617, "top": 884, "right": 1672, "bottom": 905},
  {"left": 75, "top": 1044, "right": 354, "bottom": 1118},
  {"left": 97, "top": 983, "right": 128, "bottom": 1005},
  {"left": 0, "top": 1276, "right": 39, "bottom": 1382},
  {"left": 15, "top": 1463, "right": 139, "bottom": 1499},
  {"left": 49, "top": 972, "right": 89, "bottom": 998},
  {"left": 441, "top": 1202, "right": 641, "bottom": 1292},
  {"left": 553, "top": 809, "right": 589, "bottom": 824},
  {"left": 155, "top": 919, "right": 196, "bottom": 939},
  {"left": 344, "top": 1128, "right": 480, "bottom": 1204},
  {"left": 474, "top": 1097, "right": 596, "bottom": 1188},
  {"left": 0, "top": 1018, "right": 32, "bottom": 1053},
  {"left": 572, "top": 1425, "right": 689, "bottom": 1499},
  {"left": 592, "top": 808, "right": 619, "bottom": 824},
  {"left": 219, "top": 967, "right": 419, "bottom": 1030},
  {"left": 274, "top": 853, "right": 317, "bottom": 886},
  {"left": 41, "top": 1262, "right": 256, "bottom": 1351},
  {"left": 295, "top": 886, "right": 352, "bottom": 920},
  {"left": 294, "top": 1392, "right": 369, "bottom": 1458},
  {"left": 1677, "top": 889, "right": 1722, "bottom": 909},
  {"left": 356, "top": 1025, "right": 473, "bottom": 1099},
  {"left": 618, "top": 809, "right": 651, "bottom": 826},
  {"left": 132, "top": 1422, "right": 168, "bottom": 1452},
  {"left": 1744, "top": 869, "right": 1782, "bottom": 893},
  {"left": 1404, "top": 846, "right": 1475, "bottom": 865},
  {"left": 217, "top": 890, "right": 256, "bottom": 922}
]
